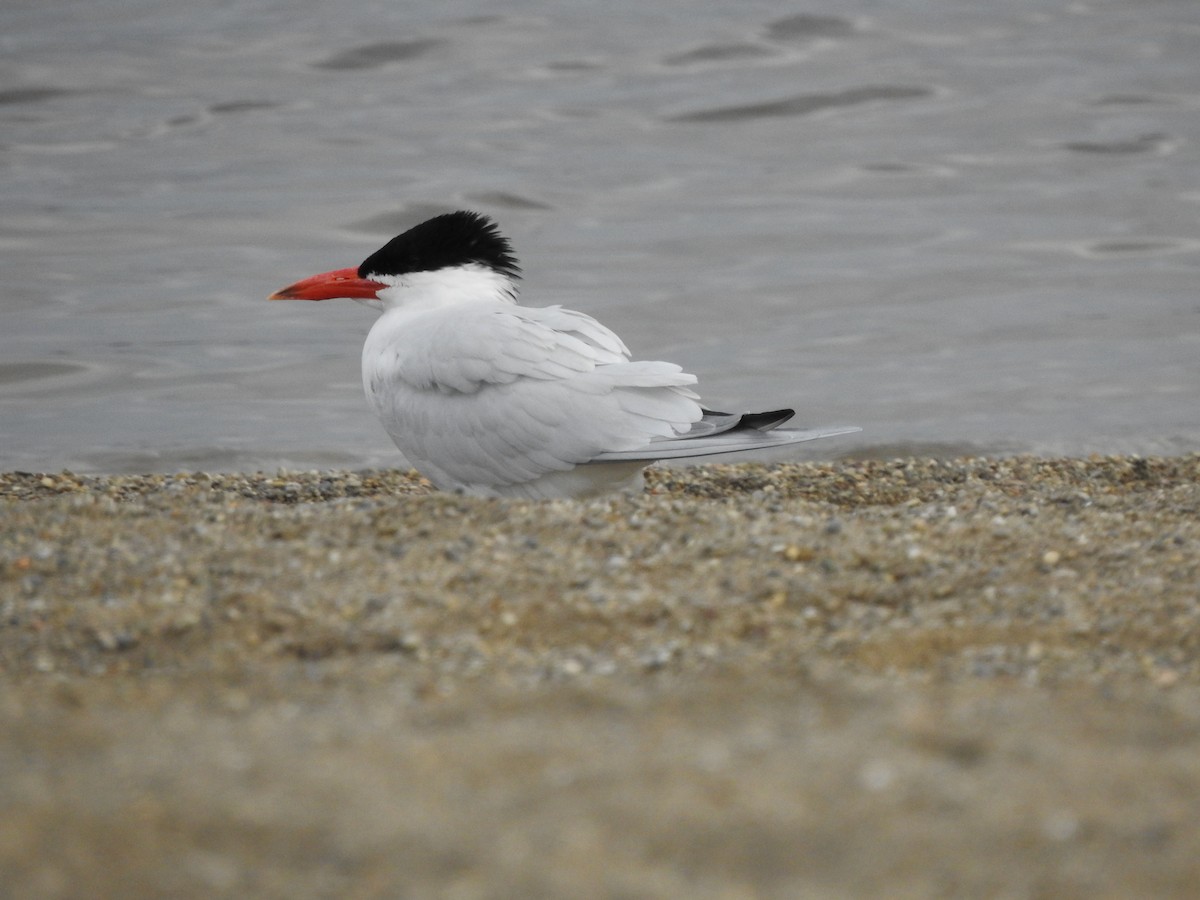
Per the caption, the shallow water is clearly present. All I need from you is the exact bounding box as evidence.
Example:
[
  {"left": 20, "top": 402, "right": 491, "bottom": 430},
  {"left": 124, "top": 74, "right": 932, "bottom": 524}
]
[{"left": 2, "top": 0, "right": 1198, "bottom": 473}]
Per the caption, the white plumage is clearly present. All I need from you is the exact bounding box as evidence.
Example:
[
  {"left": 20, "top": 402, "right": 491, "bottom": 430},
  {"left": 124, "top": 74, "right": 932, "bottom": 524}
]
[{"left": 270, "top": 212, "right": 858, "bottom": 498}]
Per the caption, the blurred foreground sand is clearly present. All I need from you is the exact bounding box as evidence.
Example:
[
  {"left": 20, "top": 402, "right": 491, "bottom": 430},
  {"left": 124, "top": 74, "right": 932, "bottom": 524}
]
[{"left": 2, "top": 456, "right": 1198, "bottom": 897}]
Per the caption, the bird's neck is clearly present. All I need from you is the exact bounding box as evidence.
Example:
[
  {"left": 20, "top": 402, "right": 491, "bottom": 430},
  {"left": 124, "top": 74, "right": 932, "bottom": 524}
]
[{"left": 376, "top": 264, "right": 518, "bottom": 312}]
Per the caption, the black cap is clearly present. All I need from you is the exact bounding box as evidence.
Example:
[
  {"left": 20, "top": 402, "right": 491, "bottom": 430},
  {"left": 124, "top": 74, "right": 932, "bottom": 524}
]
[{"left": 358, "top": 211, "right": 522, "bottom": 281}]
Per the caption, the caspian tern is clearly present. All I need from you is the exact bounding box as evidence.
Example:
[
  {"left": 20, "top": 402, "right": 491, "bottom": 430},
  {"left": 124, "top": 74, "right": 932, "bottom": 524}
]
[{"left": 270, "top": 211, "right": 858, "bottom": 498}]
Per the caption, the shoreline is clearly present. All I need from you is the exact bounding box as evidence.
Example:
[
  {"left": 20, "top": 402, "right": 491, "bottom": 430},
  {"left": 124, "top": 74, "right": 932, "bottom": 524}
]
[{"left": 3, "top": 454, "right": 1199, "bottom": 895}]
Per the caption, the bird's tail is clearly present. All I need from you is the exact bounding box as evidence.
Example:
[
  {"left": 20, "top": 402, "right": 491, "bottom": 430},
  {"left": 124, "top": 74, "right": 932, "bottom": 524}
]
[{"left": 590, "top": 408, "right": 859, "bottom": 462}]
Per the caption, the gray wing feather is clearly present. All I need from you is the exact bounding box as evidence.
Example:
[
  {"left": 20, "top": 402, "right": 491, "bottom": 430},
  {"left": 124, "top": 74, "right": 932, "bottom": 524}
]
[
  {"left": 590, "top": 425, "right": 862, "bottom": 462},
  {"left": 363, "top": 303, "right": 703, "bottom": 491}
]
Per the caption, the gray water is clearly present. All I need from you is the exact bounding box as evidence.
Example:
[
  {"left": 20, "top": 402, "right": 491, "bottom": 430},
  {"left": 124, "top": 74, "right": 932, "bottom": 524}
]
[{"left": 3, "top": 0, "right": 1198, "bottom": 474}]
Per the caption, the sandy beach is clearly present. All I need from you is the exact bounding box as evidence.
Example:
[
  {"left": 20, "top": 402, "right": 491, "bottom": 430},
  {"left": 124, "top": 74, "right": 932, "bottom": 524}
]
[{"left": 2, "top": 455, "right": 1199, "bottom": 897}]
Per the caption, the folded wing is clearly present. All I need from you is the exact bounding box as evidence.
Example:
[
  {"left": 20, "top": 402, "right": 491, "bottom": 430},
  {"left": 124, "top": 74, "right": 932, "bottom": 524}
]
[
  {"left": 592, "top": 409, "right": 861, "bottom": 461},
  {"left": 362, "top": 303, "right": 704, "bottom": 491}
]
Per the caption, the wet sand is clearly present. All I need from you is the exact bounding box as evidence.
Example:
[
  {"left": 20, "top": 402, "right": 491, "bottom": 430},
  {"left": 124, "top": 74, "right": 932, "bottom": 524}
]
[{"left": 2, "top": 455, "right": 1199, "bottom": 897}]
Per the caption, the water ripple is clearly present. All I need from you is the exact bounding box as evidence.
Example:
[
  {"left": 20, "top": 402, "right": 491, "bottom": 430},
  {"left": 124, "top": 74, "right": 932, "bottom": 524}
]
[{"left": 668, "top": 86, "right": 932, "bottom": 123}]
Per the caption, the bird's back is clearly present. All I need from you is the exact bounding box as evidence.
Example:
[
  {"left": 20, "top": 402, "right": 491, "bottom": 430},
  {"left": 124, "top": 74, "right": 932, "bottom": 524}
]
[{"left": 361, "top": 300, "right": 703, "bottom": 496}]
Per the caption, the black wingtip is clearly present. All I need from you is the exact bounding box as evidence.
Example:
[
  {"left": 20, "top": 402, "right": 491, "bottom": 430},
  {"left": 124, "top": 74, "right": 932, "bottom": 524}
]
[
  {"left": 701, "top": 408, "right": 796, "bottom": 432},
  {"left": 739, "top": 408, "right": 795, "bottom": 431}
]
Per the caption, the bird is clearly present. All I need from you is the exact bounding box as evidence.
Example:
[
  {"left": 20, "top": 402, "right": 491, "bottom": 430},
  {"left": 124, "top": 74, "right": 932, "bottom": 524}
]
[{"left": 269, "top": 211, "right": 858, "bottom": 499}]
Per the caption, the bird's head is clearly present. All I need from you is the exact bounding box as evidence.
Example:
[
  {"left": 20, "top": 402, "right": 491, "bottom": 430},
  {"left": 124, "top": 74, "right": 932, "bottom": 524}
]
[{"left": 269, "top": 210, "right": 522, "bottom": 308}]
